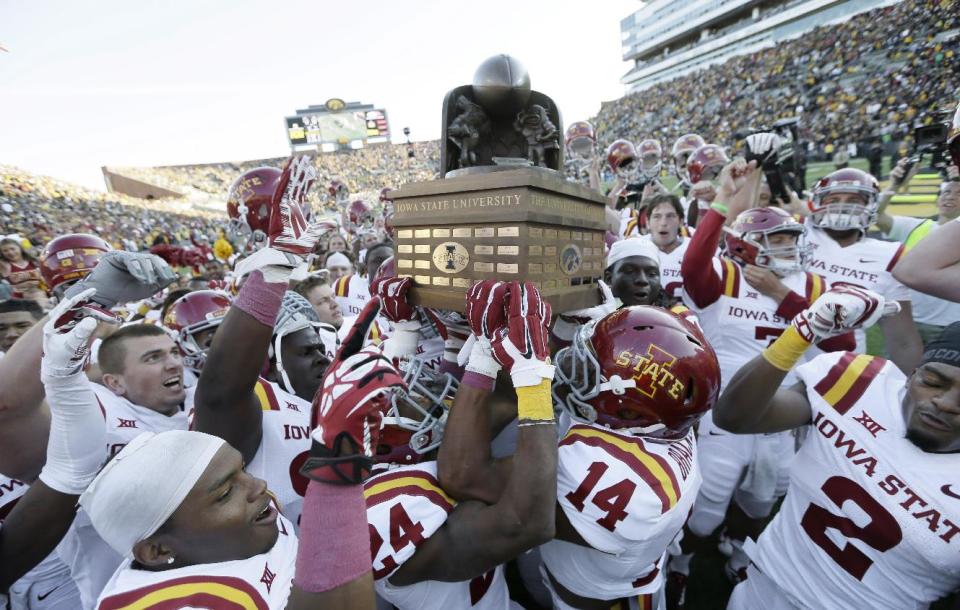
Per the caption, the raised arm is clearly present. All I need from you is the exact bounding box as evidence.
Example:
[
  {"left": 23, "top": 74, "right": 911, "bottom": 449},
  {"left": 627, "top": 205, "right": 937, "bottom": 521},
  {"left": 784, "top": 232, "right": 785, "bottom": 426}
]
[
  {"left": 289, "top": 298, "right": 402, "bottom": 610},
  {"left": 0, "top": 252, "right": 174, "bottom": 480},
  {"left": 2, "top": 292, "right": 108, "bottom": 590},
  {"left": 195, "top": 156, "right": 323, "bottom": 463},
  {"left": 391, "top": 281, "right": 557, "bottom": 583},
  {"left": 716, "top": 285, "right": 896, "bottom": 433}
]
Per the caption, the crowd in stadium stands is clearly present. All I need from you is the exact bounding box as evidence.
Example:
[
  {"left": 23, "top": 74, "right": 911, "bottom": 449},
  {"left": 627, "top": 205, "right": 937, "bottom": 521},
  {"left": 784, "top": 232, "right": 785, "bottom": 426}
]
[
  {"left": 1, "top": 2, "right": 960, "bottom": 606},
  {"left": 114, "top": 140, "right": 441, "bottom": 211},
  {"left": 594, "top": 0, "right": 959, "bottom": 162}
]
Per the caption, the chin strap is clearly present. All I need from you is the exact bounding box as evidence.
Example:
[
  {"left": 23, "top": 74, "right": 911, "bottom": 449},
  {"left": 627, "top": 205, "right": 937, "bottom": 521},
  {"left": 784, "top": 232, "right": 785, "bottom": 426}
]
[{"left": 598, "top": 374, "right": 636, "bottom": 395}]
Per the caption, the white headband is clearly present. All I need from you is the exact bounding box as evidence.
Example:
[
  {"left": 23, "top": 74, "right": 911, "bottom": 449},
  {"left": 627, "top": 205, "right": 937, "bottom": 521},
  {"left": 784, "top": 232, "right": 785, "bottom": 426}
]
[
  {"left": 325, "top": 252, "right": 351, "bottom": 269},
  {"left": 80, "top": 430, "right": 225, "bottom": 556},
  {"left": 606, "top": 237, "right": 661, "bottom": 271}
]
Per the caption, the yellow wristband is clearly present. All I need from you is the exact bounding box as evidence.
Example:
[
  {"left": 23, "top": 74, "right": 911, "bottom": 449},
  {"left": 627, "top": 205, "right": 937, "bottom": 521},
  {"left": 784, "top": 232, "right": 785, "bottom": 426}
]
[
  {"left": 761, "top": 324, "right": 812, "bottom": 371},
  {"left": 516, "top": 379, "right": 554, "bottom": 422}
]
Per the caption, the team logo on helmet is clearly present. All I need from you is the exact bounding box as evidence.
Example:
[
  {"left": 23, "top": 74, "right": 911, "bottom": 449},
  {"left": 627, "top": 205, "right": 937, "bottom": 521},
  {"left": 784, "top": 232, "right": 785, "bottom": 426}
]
[{"left": 615, "top": 344, "right": 684, "bottom": 401}]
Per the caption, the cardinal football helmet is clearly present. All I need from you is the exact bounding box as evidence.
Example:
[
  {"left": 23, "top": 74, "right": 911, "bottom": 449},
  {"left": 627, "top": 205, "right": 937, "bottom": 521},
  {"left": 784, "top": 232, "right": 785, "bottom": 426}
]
[
  {"left": 328, "top": 179, "right": 349, "bottom": 204},
  {"left": 39, "top": 233, "right": 112, "bottom": 297},
  {"left": 554, "top": 306, "right": 719, "bottom": 439},
  {"left": 686, "top": 144, "right": 729, "bottom": 184},
  {"left": 606, "top": 139, "right": 638, "bottom": 179},
  {"left": 376, "top": 357, "right": 456, "bottom": 467},
  {"left": 163, "top": 290, "right": 231, "bottom": 372},
  {"left": 637, "top": 138, "right": 663, "bottom": 180},
  {"left": 226, "top": 167, "right": 281, "bottom": 244},
  {"left": 671, "top": 134, "right": 707, "bottom": 186},
  {"left": 566, "top": 121, "right": 596, "bottom": 156},
  {"left": 724, "top": 207, "right": 809, "bottom": 276},
  {"left": 346, "top": 199, "right": 375, "bottom": 235},
  {"left": 808, "top": 168, "right": 879, "bottom": 232}
]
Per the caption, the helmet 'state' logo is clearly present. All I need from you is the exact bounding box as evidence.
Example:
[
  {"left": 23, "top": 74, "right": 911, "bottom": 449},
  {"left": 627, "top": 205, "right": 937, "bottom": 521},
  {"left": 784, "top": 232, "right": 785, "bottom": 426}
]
[
  {"left": 615, "top": 344, "right": 685, "bottom": 399},
  {"left": 432, "top": 242, "right": 469, "bottom": 274},
  {"left": 560, "top": 244, "right": 582, "bottom": 275}
]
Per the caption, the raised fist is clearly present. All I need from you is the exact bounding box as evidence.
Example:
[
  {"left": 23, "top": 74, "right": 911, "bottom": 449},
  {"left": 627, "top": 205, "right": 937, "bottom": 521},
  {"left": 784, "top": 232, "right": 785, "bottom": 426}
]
[{"left": 794, "top": 284, "right": 900, "bottom": 341}]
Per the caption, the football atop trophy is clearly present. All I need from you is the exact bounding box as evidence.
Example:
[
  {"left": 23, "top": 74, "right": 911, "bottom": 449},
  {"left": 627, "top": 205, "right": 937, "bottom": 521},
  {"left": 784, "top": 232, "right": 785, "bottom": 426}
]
[{"left": 471, "top": 54, "right": 531, "bottom": 118}]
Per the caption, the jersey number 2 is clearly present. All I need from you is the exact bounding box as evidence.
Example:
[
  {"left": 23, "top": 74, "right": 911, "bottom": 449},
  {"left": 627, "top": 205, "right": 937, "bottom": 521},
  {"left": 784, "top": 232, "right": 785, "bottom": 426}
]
[
  {"left": 566, "top": 461, "right": 637, "bottom": 532},
  {"left": 800, "top": 476, "right": 902, "bottom": 580}
]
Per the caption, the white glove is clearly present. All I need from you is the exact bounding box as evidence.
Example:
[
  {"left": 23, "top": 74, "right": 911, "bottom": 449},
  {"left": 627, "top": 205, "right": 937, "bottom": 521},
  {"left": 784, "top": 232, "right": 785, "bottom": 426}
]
[
  {"left": 462, "top": 335, "right": 502, "bottom": 380},
  {"left": 553, "top": 280, "right": 618, "bottom": 341},
  {"left": 42, "top": 288, "right": 116, "bottom": 378},
  {"left": 745, "top": 132, "right": 784, "bottom": 163},
  {"left": 795, "top": 285, "right": 901, "bottom": 342},
  {"left": 382, "top": 320, "right": 421, "bottom": 361},
  {"left": 232, "top": 247, "right": 303, "bottom": 283},
  {"left": 39, "top": 288, "right": 109, "bottom": 495},
  {"left": 64, "top": 251, "right": 177, "bottom": 308}
]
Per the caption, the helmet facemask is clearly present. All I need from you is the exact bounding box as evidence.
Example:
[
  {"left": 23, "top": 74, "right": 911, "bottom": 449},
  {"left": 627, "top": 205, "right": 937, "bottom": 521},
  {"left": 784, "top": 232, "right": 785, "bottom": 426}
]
[
  {"left": 810, "top": 190, "right": 877, "bottom": 232},
  {"left": 176, "top": 318, "right": 224, "bottom": 373},
  {"left": 734, "top": 225, "right": 809, "bottom": 277},
  {"left": 375, "top": 358, "right": 455, "bottom": 469},
  {"left": 554, "top": 320, "right": 680, "bottom": 437}
]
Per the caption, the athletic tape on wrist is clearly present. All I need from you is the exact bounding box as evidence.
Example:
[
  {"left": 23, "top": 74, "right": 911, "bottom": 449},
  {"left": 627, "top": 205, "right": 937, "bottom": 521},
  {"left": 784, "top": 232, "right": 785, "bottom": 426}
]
[
  {"left": 462, "top": 370, "right": 495, "bottom": 391},
  {"left": 761, "top": 324, "right": 812, "bottom": 371},
  {"left": 516, "top": 378, "right": 554, "bottom": 422},
  {"left": 710, "top": 202, "right": 729, "bottom": 215}
]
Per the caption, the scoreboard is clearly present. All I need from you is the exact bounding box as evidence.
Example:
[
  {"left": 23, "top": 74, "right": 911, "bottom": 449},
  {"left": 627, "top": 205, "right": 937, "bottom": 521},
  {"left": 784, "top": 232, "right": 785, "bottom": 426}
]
[{"left": 286, "top": 99, "right": 390, "bottom": 151}]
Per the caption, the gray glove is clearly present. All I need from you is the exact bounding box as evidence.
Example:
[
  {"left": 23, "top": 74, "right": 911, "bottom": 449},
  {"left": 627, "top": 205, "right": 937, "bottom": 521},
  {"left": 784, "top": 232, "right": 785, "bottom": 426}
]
[{"left": 64, "top": 251, "right": 177, "bottom": 308}]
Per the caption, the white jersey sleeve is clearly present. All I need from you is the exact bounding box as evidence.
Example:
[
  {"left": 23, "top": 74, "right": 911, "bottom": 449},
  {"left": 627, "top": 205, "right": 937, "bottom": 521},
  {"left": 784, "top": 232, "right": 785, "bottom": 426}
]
[
  {"left": 539, "top": 421, "right": 700, "bottom": 600},
  {"left": 245, "top": 378, "right": 313, "bottom": 530},
  {"left": 747, "top": 351, "right": 960, "bottom": 610}
]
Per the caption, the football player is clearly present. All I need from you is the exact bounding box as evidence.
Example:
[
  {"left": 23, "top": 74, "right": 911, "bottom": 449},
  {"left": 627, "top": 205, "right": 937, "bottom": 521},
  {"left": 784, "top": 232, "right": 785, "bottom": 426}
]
[
  {"left": 1, "top": 295, "right": 108, "bottom": 610},
  {"left": 162, "top": 289, "right": 231, "bottom": 376},
  {"left": 805, "top": 167, "right": 922, "bottom": 372},
  {"left": 715, "top": 287, "right": 960, "bottom": 609},
  {"left": 606, "top": 139, "right": 644, "bottom": 238},
  {"left": 195, "top": 156, "right": 339, "bottom": 528},
  {"left": 669, "top": 158, "right": 854, "bottom": 602},
  {"left": 332, "top": 241, "right": 394, "bottom": 318},
  {"left": 670, "top": 134, "right": 706, "bottom": 225},
  {"left": 0, "top": 243, "right": 174, "bottom": 490},
  {"left": 638, "top": 194, "right": 692, "bottom": 302},
  {"left": 443, "top": 282, "right": 720, "bottom": 609},
  {"left": 684, "top": 144, "right": 729, "bottom": 228},
  {"left": 87, "top": 305, "right": 406, "bottom": 610}
]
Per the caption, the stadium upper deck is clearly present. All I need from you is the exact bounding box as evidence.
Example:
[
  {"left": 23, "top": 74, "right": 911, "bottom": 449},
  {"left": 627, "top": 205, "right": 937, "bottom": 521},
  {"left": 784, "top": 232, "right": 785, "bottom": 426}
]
[{"left": 620, "top": 0, "right": 896, "bottom": 92}]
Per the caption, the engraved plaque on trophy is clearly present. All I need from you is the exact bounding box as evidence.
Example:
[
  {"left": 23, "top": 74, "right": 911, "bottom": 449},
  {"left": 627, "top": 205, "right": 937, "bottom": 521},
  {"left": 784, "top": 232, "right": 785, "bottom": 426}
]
[{"left": 390, "top": 167, "right": 606, "bottom": 312}]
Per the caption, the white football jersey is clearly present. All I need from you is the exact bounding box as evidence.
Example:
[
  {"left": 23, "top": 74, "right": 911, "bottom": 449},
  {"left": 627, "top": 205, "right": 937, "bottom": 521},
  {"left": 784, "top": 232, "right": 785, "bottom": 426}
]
[
  {"left": 805, "top": 226, "right": 911, "bottom": 352},
  {"left": 683, "top": 258, "right": 827, "bottom": 390},
  {"left": 637, "top": 234, "right": 692, "bottom": 300},
  {"left": 1, "top": 476, "right": 82, "bottom": 609},
  {"left": 617, "top": 208, "right": 641, "bottom": 239},
  {"left": 539, "top": 414, "right": 700, "bottom": 600},
  {"left": 747, "top": 351, "right": 960, "bottom": 609},
  {"left": 333, "top": 273, "right": 372, "bottom": 317},
  {"left": 245, "top": 378, "right": 313, "bottom": 529},
  {"left": 365, "top": 462, "right": 510, "bottom": 609},
  {"left": 60, "top": 383, "right": 195, "bottom": 609},
  {"left": 96, "top": 512, "right": 297, "bottom": 610}
]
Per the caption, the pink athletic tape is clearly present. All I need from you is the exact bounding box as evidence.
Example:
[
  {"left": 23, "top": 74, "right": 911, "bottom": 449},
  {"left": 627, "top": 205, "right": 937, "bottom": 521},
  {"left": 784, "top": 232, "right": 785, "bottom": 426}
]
[
  {"left": 294, "top": 481, "right": 371, "bottom": 592},
  {"left": 233, "top": 270, "right": 285, "bottom": 328},
  {"left": 440, "top": 359, "right": 465, "bottom": 381},
  {"left": 462, "top": 370, "right": 495, "bottom": 392}
]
